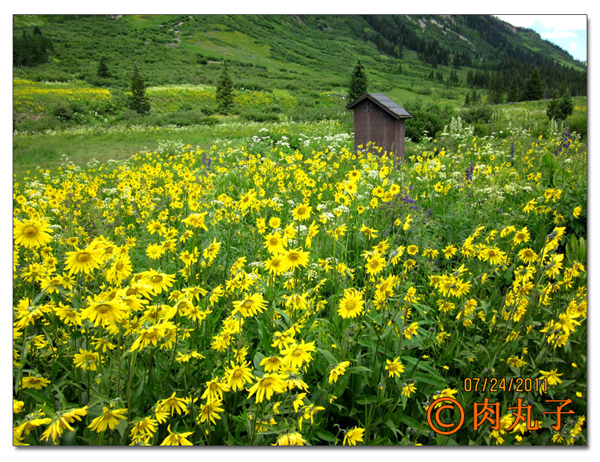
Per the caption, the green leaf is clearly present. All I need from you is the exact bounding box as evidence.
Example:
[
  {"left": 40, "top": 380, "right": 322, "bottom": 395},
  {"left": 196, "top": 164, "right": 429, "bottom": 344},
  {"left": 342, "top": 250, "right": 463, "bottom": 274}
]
[
  {"left": 115, "top": 418, "right": 128, "bottom": 439},
  {"left": 51, "top": 384, "right": 67, "bottom": 408},
  {"left": 318, "top": 348, "right": 337, "bottom": 365},
  {"left": 23, "top": 389, "right": 52, "bottom": 408},
  {"left": 445, "top": 436, "right": 459, "bottom": 445},
  {"left": 77, "top": 436, "right": 98, "bottom": 445},
  {"left": 316, "top": 428, "right": 336, "bottom": 442},
  {"left": 356, "top": 395, "right": 377, "bottom": 405},
  {"left": 399, "top": 413, "right": 421, "bottom": 429},
  {"left": 347, "top": 366, "right": 372, "bottom": 374},
  {"left": 62, "top": 430, "right": 77, "bottom": 445},
  {"left": 411, "top": 371, "right": 447, "bottom": 389},
  {"left": 252, "top": 350, "right": 265, "bottom": 371},
  {"left": 385, "top": 419, "right": 403, "bottom": 438},
  {"left": 370, "top": 436, "right": 388, "bottom": 445},
  {"left": 329, "top": 402, "right": 347, "bottom": 413},
  {"left": 132, "top": 373, "right": 146, "bottom": 403},
  {"left": 257, "top": 319, "right": 271, "bottom": 352}
]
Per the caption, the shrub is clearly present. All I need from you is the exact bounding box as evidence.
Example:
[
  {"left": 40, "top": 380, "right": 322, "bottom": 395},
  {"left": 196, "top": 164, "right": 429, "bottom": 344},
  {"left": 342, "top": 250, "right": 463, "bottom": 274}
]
[
  {"left": 28, "top": 68, "right": 73, "bottom": 82},
  {"left": 460, "top": 104, "right": 495, "bottom": 124},
  {"left": 156, "top": 110, "right": 217, "bottom": 127},
  {"left": 566, "top": 113, "right": 587, "bottom": 139},
  {"left": 405, "top": 102, "right": 455, "bottom": 142},
  {"left": 240, "top": 110, "right": 280, "bottom": 123},
  {"left": 49, "top": 100, "right": 75, "bottom": 120}
]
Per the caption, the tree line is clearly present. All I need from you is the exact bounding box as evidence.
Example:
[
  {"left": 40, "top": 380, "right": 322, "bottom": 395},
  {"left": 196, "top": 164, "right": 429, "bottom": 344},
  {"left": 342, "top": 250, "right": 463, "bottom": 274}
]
[
  {"left": 349, "top": 59, "right": 575, "bottom": 129},
  {"left": 13, "top": 27, "right": 54, "bottom": 67},
  {"left": 361, "top": 14, "right": 586, "bottom": 98}
]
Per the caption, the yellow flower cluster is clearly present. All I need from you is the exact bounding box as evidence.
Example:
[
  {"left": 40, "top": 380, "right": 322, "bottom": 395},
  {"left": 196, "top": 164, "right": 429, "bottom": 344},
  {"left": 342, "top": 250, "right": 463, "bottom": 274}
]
[{"left": 13, "top": 126, "right": 587, "bottom": 445}]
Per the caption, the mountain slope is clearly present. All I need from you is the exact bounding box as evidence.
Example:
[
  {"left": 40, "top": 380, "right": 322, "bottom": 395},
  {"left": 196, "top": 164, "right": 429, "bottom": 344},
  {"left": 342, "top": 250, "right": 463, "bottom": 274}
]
[{"left": 13, "top": 14, "right": 586, "bottom": 102}]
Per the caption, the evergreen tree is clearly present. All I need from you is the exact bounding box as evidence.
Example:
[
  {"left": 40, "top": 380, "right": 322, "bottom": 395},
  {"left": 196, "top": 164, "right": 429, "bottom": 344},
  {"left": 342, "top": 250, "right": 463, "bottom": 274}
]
[
  {"left": 97, "top": 56, "right": 111, "bottom": 78},
  {"left": 546, "top": 90, "right": 561, "bottom": 121},
  {"left": 488, "top": 72, "right": 504, "bottom": 105},
  {"left": 453, "top": 53, "right": 461, "bottom": 69},
  {"left": 558, "top": 91, "right": 574, "bottom": 119},
  {"left": 546, "top": 90, "right": 574, "bottom": 121},
  {"left": 464, "top": 92, "right": 471, "bottom": 106},
  {"left": 449, "top": 69, "right": 459, "bottom": 85},
  {"left": 507, "top": 74, "right": 521, "bottom": 102},
  {"left": 128, "top": 63, "right": 150, "bottom": 115},
  {"left": 347, "top": 60, "right": 368, "bottom": 103},
  {"left": 13, "top": 28, "right": 53, "bottom": 67},
  {"left": 216, "top": 62, "right": 234, "bottom": 115},
  {"left": 395, "top": 44, "right": 404, "bottom": 59},
  {"left": 466, "top": 69, "right": 473, "bottom": 86},
  {"left": 522, "top": 68, "right": 544, "bottom": 101}
]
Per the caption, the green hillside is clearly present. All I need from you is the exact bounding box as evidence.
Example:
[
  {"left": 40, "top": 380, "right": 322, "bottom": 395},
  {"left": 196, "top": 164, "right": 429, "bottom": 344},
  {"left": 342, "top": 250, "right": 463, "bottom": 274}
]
[
  {"left": 13, "top": 14, "right": 587, "bottom": 135},
  {"left": 11, "top": 19, "right": 589, "bottom": 444}
]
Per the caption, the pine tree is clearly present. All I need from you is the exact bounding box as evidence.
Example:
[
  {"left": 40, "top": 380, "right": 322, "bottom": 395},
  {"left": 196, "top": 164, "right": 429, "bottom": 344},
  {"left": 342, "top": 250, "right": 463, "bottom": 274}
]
[
  {"left": 507, "top": 74, "right": 520, "bottom": 102},
  {"left": 547, "top": 90, "right": 574, "bottom": 121},
  {"left": 348, "top": 60, "right": 368, "bottom": 103},
  {"left": 97, "top": 56, "right": 110, "bottom": 78},
  {"left": 13, "top": 28, "right": 53, "bottom": 67},
  {"left": 522, "top": 68, "right": 544, "bottom": 101},
  {"left": 450, "top": 69, "right": 459, "bottom": 85},
  {"left": 546, "top": 90, "right": 561, "bottom": 121},
  {"left": 558, "top": 91, "right": 574, "bottom": 119},
  {"left": 488, "top": 72, "right": 504, "bottom": 105},
  {"left": 128, "top": 63, "right": 150, "bottom": 115},
  {"left": 466, "top": 69, "right": 473, "bottom": 86},
  {"left": 216, "top": 62, "right": 234, "bottom": 115}
]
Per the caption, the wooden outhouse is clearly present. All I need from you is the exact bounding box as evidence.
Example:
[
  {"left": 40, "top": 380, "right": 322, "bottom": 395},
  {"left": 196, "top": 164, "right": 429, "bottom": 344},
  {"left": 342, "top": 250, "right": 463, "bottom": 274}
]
[{"left": 346, "top": 93, "right": 413, "bottom": 159}]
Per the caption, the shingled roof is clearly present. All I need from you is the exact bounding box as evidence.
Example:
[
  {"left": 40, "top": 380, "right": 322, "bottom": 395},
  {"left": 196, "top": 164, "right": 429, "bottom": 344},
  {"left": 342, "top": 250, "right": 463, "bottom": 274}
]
[{"left": 346, "top": 93, "right": 413, "bottom": 120}]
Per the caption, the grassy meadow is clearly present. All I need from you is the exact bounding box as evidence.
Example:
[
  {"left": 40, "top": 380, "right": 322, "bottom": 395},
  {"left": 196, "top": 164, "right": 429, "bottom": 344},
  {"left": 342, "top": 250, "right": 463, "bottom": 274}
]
[
  {"left": 11, "top": 14, "right": 589, "bottom": 446},
  {"left": 12, "top": 83, "right": 588, "bottom": 445}
]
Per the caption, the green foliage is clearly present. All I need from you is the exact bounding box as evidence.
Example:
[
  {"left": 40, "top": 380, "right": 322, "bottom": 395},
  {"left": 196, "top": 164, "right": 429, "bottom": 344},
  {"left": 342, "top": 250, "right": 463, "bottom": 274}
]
[
  {"left": 11, "top": 14, "right": 588, "bottom": 152},
  {"left": 487, "top": 72, "right": 504, "bottom": 105},
  {"left": 347, "top": 60, "right": 368, "bottom": 103},
  {"left": 559, "top": 92, "right": 575, "bottom": 118},
  {"left": 12, "top": 14, "right": 588, "bottom": 136},
  {"left": 239, "top": 109, "right": 280, "bottom": 123},
  {"left": 547, "top": 90, "right": 574, "bottom": 122},
  {"left": 97, "top": 56, "right": 111, "bottom": 79},
  {"left": 128, "top": 63, "right": 151, "bottom": 115},
  {"left": 12, "top": 120, "right": 588, "bottom": 446},
  {"left": 460, "top": 104, "right": 494, "bottom": 124},
  {"left": 463, "top": 92, "right": 470, "bottom": 106},
  {"left": 405, "top": 101, "right": 456, "bottom": 142},
  {"left": 566, "top": 236, "right": 587, "bottom": 266},
  {"left": 566, "top": 112, "right": 587, "bottom": 139},
  {"left": 216, "top": 62, "right": 234, "bottom": 115},
  {"left": 522, "top": 67, "right": 544, "bottom": 101},
  {"left": 13, "top": 27, "right": 54, "bottom": 67},
  {"left": 506, "top": 74, "right": 520, "bottom": 102}
]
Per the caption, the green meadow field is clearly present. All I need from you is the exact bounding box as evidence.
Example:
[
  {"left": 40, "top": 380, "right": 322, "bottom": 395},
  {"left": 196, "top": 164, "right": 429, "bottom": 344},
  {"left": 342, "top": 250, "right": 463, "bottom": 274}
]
[{"left": 13, "top": 14, "right": 587, "bottom": 447}]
